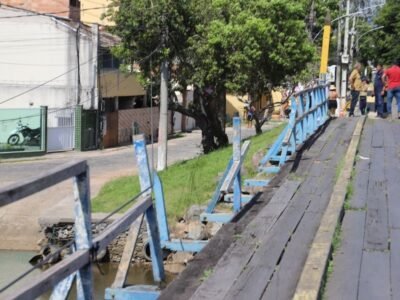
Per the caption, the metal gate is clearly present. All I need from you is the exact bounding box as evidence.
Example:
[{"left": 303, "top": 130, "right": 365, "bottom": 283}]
[{"left": 47, "top": 108, "right": 75, "bottom": 152}]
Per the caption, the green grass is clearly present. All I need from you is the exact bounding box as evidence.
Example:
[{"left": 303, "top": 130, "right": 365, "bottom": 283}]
[{"left": 92, "top": 125, "right": 285, "bottom": 221}]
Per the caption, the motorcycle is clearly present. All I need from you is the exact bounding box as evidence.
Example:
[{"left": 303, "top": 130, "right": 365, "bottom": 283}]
[{"left": 7, "top": 120, "right": 41, "bottom": 146}]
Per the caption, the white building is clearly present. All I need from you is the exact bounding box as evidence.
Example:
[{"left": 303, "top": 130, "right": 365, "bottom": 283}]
[{"left": 0, "top": 5, "right": 103, "bottom": 110}]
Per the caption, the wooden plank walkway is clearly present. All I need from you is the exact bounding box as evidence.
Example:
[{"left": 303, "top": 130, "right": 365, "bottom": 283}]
[
  {"left": 325, "top": 119, "right": 400, "bottom": 300},
  {"left": 160, "top": 118, "right": 358, "bottom": 300}
]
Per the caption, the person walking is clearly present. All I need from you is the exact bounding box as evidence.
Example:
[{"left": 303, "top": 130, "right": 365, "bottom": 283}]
[
  {"left": 383, "top": 59, "right": 400, "bottom": 119},
  {"left": 349, "top": 63, "right": 363, "bottom": 117},
  {"left": 374, "top": 64, "right": 385, "bottom": 118},
  {"left": 328, "top": 85, "right": 338, "bottom": 116},
  {"left": 359, "top": 77, "right": 369, "bottom": 115}
]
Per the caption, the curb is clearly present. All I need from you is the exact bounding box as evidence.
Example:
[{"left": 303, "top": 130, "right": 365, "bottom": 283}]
[{"left": 293, "top": 116, "right": 366, "bottom": 300}]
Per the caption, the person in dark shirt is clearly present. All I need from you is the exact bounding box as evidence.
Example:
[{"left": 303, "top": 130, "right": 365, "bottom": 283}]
[{"left": 374, "top": 64, "right": 385, "bottom": 118}]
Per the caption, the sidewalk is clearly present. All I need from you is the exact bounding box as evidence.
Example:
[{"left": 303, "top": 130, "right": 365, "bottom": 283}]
[
  {"left": 325, "top": 118, "right": 400, "bottom": 300},
  {"left": 0, "top": 123, "right": 281, "bottom": 250}
]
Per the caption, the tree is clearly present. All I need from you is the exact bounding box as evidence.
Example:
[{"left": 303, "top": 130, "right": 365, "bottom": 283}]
[
  {"left": 357, "top": 0, "right": 400, "bottom": 66},
  {"left": 106, "top": 0, "right": 323, "bottom": 151}
]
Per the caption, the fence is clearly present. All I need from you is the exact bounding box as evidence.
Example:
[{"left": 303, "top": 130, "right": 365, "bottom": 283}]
[
  {"left": 0, "top": 135, "right": 165, "bottom": 300},
  {"left": 47, "top": 108, "right": 75, "bottom": 152},
  {"left": 254, "top": 84, "right": 329, "bottom": 179}
]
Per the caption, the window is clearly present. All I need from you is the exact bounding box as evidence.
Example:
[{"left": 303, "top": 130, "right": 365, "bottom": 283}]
[{"left": 70, "top": 0, "right": 79, "bottom": 7}]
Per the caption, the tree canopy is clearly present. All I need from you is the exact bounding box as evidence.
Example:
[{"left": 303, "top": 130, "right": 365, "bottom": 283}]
[
  {"left": 106, "top": 0, "right": 333, "bottom": 152},
  {"left": 357, "top": 0, "right": 400, "bottom": 66}
]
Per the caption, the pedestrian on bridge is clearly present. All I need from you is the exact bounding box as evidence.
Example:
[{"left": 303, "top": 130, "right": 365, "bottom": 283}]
[
  {"left": 373, "top": 63, "right": 385, "bottom": 118},
  {"left": 328, "top": 85, "right": 338, "bottom": 117},
  {"left": 349, "top": 63, "right": 363, "bottom": 117},
  {"left": 359, "top": 77, "right": 369, "bottom": 115},
  {"left": 383, "top": 59, "right": 400, "bottom": 119}
]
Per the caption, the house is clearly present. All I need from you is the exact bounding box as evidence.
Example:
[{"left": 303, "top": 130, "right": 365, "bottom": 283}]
[
  {"left": 80, "top": 0, "right": 113, "bottom": 26},
  {"left": 1, "top": 0, "right": 81, "bottom": 21},
  {"left": 0, "top": 4, "right": 151, "bottom": 152}
]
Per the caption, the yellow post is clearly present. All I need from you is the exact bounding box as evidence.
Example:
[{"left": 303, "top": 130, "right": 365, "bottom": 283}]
[{"left": 320, "top": 14, "right": 332, "bottom": 78}]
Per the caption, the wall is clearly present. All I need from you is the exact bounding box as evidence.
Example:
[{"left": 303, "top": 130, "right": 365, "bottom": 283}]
[
  {"left": 1, "top": 0, "right": 79, "bottom": 21},
  {"left": 0, "top": 7, "right": 96, "bottom": 110},
  {"left": 118, "top": 108, "right": 172, "bottom": 145},
  {"left": 81, "top": 0, "right": 113, "bottom": 26}
]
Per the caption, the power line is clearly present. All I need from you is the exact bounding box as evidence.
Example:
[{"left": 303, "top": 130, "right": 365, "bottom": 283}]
[
  {"left": 0, "top": 43, "right": 161, "bottom": 122},
  {"left": 0, "top": 54, "right": 104, "bottom": 105}
]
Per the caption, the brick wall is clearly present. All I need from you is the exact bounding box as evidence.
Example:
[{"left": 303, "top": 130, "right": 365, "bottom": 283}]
[
  {"left": 3, "top": 0, "right": 79, "bottom": 20},
  {"left": 118, "top": 108, "right": 172, "bottom": 145}
]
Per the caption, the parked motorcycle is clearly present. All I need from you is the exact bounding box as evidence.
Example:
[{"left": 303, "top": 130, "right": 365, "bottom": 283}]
[{"left": 7, "top": 120, "right": 41, "bottom": 145}]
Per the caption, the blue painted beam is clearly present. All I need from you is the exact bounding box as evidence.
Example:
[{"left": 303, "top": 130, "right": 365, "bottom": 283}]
[
  {"left": 243, "top": 179, "right": 270, "bottom": 187},
  {"left": 224, "top": 194, "right": 254, "bottom": 203},
  {"left": 259, "top": 166, "right": 281, "bottom": 174},
  {"left": 200, "top": 212, "right": 234, "bottom": 223},
  {"left": 162, "top": 240, "right": 207, "bottom": 252},
  {"left": 105, "top": 285, "right": 160, "bottom": 300}
]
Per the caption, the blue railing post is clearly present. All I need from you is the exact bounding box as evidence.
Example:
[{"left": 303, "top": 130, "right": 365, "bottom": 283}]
[
  {"left": 133, "top": 135, "right": 165, "bottom": 283},
  {"left": 153, "top": 173, "right": 170, "bottom": 244},
  {"left": 73, "top": 167, "right": 93, "bottom": 299},
  {"left": 232, "top": 117, "right": 242, "bottom": 213}
]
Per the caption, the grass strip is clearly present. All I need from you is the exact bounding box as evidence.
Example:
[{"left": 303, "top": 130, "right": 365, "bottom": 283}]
[{"left": 92, "top": 125, "right": 285, "bottom": 221}]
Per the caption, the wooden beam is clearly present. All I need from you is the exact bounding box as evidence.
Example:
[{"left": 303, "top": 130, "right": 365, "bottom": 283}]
[
  {"left": 5, "top": 250, "right": 90, "bottom": 300},
  {"left": 293, "top": 116, "right": 365, "bottom": 300},
  {"left": 220, "top": 141, "right": 250, "bottom": 192},
  {"left": 111, "top": 216, "right": 144, "bottom": 289},
  {"left": 0, "top": 160, "right": 87, "bottom": 208},
  {"left": 93, "top": 195, "right": 152, "bottom": 252},
  {"left": 7, "top": 195, "right": 152, "bottom": 299}
]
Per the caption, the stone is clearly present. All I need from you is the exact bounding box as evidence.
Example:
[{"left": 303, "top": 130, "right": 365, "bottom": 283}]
[
  {"left": 164, "top": 263, "right": 186, "bottom": 274},
  {"left": 187, "top": 221, "right": 209, "bottom": 240},
  {"left": 185, "top": 205, "right": 206, "bottom": 222},
  {"left": 170, "top": 252, "right": 194, "bottom": 265},
  {"left": 170, "top": 222, "right": 189, "bottom": 239}
]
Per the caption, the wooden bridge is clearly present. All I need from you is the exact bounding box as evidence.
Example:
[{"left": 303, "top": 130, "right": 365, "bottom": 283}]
[
  {"left": 1, "top": 83, "right": 398, "bottom": 300},
  {"left": 162, "top": 117, "right": 400, "bottom": 300}
]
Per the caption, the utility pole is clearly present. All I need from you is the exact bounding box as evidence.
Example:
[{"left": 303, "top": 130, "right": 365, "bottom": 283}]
[
  {"left": 76, "top": 23, "right": 81, "bottom": 105},
  {"left": 336, "top": 18, "right": 342, "bottom": 101},
  {"left": 349, "top": 15, "right": 357, "bottom": 66},
  {"left": 340, "top": 0, "right": 351, "bottom": 114},
  {"left": 157, "top": 15, "right": 168, "bottom": 171}
]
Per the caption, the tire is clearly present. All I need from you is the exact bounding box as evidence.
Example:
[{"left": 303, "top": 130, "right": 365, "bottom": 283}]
[{"left": 7, "top": 134, "right": 20, "bottom": 145}]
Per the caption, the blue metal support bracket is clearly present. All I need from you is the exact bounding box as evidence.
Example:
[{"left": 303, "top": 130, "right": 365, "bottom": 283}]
[
  {"left": 106, "top": 135, "right": 166, "bottom": 300},
  {"left": 105, "top": 285, "right": 160, "bottom": 300},
  {"left": 153, "top": 172, "right": 207, "bottom": 253},
  {"left": 200, "top": 117, "right": 255, "bottom": 223}
]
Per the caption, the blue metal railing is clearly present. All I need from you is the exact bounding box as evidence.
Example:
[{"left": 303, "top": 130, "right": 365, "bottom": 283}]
[{"left": 256, "top": 84, "right": 329, "bottom": 177}]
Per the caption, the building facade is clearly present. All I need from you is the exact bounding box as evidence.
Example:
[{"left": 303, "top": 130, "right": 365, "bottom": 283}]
[{"left": 1, "top": 0, "right": 81, "bottom": 21}]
